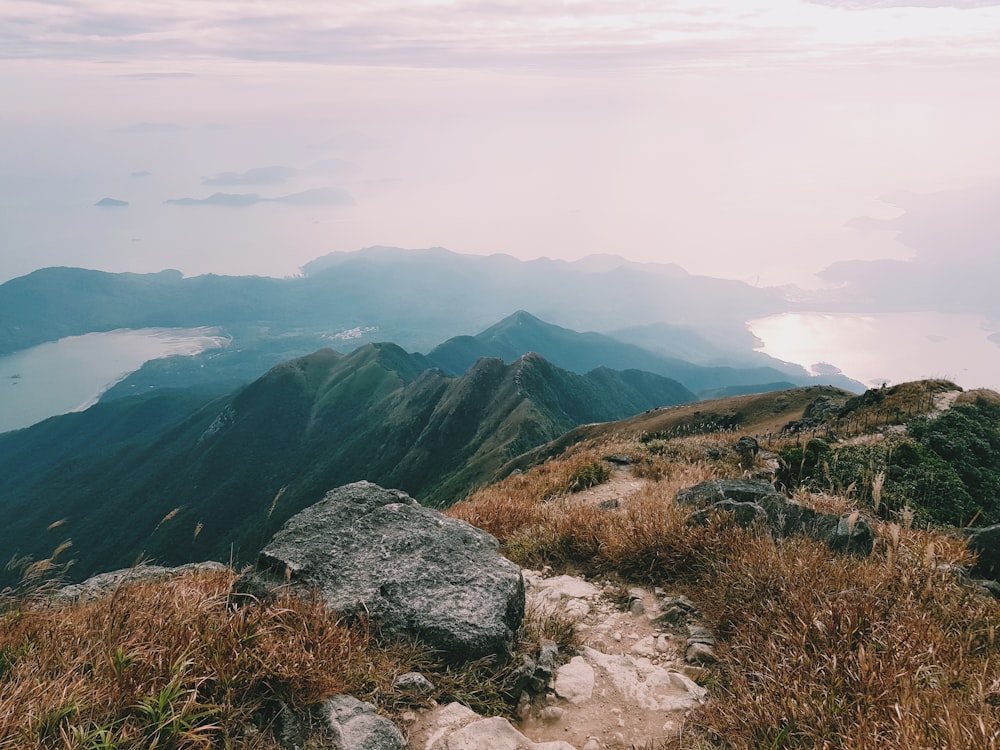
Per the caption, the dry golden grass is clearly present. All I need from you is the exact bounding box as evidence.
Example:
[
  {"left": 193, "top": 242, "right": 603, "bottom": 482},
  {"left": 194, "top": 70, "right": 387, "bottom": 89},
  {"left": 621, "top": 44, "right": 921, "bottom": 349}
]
[
  {"left": 0, "top": 567, "right": 395, "bottom": 749},
  {"left": 5, "top": 428, "right": 997, "bottom": 749},
  {"left": 0, "top": 565, "right": 581, "bottom": 748},
  {"left": 453, "top": 433, "right": 1000, "bottom": 750},
  {"left": 678, "top": 528, "right": 1000, "bottom": 750}
]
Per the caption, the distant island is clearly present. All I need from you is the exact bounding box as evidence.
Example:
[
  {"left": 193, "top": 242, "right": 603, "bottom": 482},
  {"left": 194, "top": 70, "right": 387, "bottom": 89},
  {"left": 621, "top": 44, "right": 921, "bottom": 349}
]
[{"left": 95, "top": 197, "right": 129, "bottom": 207}]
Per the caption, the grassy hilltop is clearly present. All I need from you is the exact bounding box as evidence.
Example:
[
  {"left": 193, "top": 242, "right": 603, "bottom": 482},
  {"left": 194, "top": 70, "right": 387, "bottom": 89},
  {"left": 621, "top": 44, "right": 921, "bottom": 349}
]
[{"left": 2, "top": 380, "right": 999, "bottom": 749}]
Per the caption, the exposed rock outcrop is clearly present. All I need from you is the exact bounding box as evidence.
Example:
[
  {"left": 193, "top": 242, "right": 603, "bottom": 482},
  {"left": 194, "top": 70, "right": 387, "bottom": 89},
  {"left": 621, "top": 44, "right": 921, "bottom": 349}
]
[
  {"left": 243, "top": 481, "right": 525, "bottom": 662},
  {"left": 55, "top": 562, "right": 228, "bottom": 602},
  {"left": 677, "top": 479, "right": 875, "bottom": 556},
  {"left": 409, "top": 702, "right": 576, "bottom": 750},
  {"left": 323, "top": 696, "right": 406, "bottom": 750}
]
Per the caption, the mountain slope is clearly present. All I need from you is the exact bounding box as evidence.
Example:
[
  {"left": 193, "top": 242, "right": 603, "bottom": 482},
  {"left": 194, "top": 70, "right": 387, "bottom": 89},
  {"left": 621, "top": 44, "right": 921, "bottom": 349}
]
[
  {"left": 427, "top": 310, "right": 862, "bottom": 394},
  {"left": 0, "top": 345, "right": 692, "bottom": 584}
]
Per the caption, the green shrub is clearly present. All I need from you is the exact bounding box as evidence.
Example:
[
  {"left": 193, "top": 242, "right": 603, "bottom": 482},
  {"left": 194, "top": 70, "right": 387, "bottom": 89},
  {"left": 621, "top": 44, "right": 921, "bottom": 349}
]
[{"left": 566, "top": 461, "right": 611, "bottom": 493}]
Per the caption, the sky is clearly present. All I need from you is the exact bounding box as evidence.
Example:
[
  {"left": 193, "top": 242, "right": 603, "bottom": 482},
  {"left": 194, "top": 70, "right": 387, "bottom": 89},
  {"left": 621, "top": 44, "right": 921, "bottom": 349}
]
[{"left": 2, "top": 0, "right": 1000, "bottom": 387}]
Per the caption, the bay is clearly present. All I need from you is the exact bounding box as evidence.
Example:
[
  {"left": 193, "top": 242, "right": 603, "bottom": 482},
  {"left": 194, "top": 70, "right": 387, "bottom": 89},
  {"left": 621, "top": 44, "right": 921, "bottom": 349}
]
[
  {"left": 0, "top": 328, "right": 228, "bottom": 433},
  {"left": 749, "top": 311, "right": 1000, "bottom": 392}
]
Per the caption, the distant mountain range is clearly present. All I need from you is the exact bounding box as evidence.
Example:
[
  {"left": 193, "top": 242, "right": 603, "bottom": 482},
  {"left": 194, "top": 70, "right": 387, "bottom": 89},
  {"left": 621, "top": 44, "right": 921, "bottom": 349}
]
[
  {"left": 0, "top": 343, "right": 694, "bottom": 585},
  {"left": 0, "top": 247, "right": 860, "bottom": 405}
]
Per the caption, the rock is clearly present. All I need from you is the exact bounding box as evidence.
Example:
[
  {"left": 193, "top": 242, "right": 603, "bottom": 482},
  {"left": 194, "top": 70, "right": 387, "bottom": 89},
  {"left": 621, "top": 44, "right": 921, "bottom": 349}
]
[
  {"left": 598, "top": 498, "right": 620, "bottom": 510},
  {"left": 603, "top": 454, "right": 632, "bottom": 465},
  {"left": 579, "top": 647, "right": 706, "bottom": 712},
  {"left": 414, "top": 703, "right": 577, "bottom": 750},
  {"left": 392, "top": 672, "right": 435, "bottom": 694},
  {"left": 322, "top": 696, "right": 405, "bottom": 750},
  {"left": 676, "top": 480, "right": 874, "bottom": 556},
  {"left": 734, "top": 436, "right": 760, "bottom": 466},
  {"left": 55, "top": 562, "right": 228, "bottom": 602},
  {"left": 685, "top": 642, "right": 717, "bottom": 665},
  {"left": 654, "top": 595, "right": 699, "bottom": 626},
  {"left": 686, "top": 626, "right": 716, "bottom": 645},
  {"left": 530, "top": 639, "right": 559, "bottom": 693},
  {"left": 554, "top": 656, "right": 596, "bottom": 704},
  {"left": 978, "top": 579, "right": 1000, "bottom": 599},
  {"left": 968, "top": 524, "right": 1000, "bottom": 579},
  {"left": 527, "top": 573, "right": 600, "bottom": 600},
  {"left": 675, "top": 479, "right": 780, "bottom": 507},
  {"left": 245, "top": 482, "right": 524, "bottom": 662},
  {"left": 826, "top": 513, "right": 876, "bottom": 556}
]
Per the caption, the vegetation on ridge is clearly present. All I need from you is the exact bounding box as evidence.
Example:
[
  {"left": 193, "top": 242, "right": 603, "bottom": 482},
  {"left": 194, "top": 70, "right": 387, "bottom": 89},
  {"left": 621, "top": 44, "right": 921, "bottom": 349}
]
[{"left": 3, "top": 380, "right": 999, "bottom": 749}]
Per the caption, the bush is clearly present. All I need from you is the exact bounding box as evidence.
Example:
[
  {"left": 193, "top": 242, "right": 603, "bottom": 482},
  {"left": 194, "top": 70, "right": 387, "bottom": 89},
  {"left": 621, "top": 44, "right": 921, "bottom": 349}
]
[{"left": 566, "top": 461, "right": 611, "bottom": 493}]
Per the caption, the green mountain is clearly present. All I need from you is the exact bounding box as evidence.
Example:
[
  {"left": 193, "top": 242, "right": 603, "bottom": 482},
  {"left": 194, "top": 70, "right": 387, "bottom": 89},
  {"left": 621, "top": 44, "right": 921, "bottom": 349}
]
[
  {"left": 0, "top": 345, "right": 693, "bottom": 585},
  {"left": 428, "top": 311, "right": 862, "bottom": 395}
]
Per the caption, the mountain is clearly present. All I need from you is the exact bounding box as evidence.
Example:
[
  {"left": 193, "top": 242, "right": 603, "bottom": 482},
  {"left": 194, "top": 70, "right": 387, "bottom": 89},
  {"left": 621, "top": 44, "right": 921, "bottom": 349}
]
[
  {"left": 0, "top": 246, "right": 787, "bottom": 359},
  {"left": 0, "top": 345, "right": 693, "bottom": 584},
  {"left": 0, "top": 248, "right": 863, "bottom": 420},
  {"left": 427, "top": 311, "right": 863, "bottom": 395}
]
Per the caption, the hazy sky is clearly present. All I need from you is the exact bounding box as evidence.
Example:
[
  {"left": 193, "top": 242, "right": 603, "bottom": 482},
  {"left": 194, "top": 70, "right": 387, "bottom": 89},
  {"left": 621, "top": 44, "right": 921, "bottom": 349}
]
[{"left": 3, "top": 0, "right": 1000, "bottom": 297}]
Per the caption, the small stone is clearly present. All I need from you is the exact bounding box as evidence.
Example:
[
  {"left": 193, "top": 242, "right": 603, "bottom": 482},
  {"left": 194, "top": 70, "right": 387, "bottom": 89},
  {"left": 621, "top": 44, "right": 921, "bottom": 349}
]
[
  {"left": 629, "top": 599, "right": 645, "bottom": 617},
  {"left": 392, "top": 671, "right": 435, "bottom": 693},
  {"left": 554, "top": 657, "right": 595, "bottom": 705},
  {"left": 565, "top": 598, "right": 590, "bottom": 620},
  {"left": 686, "top": 642, "right": 718, "bottom": 665},
  {"left": 630, "top": 636, "right": 657, "bottom": 656},
  {"left": 583, "top": 739, "right": 601, "bottom": 750},
  {"left": 612, "top": 632, "right": 622, "bottom": 642},
  {"left": 656, "top": 635, "right": 671, "bottom": 653},
  {"left": 539, "top": 706, "right": 565, "bottom": 723}
]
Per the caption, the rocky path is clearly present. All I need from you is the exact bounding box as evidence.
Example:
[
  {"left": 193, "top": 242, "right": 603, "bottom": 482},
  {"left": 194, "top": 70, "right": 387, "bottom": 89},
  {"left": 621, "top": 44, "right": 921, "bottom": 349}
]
[
  {"left": 514, "top": 570, "right": 709, "bottom": 749},
  {"left": 406, "top": 566, "right": 713, "bottom": 750}
]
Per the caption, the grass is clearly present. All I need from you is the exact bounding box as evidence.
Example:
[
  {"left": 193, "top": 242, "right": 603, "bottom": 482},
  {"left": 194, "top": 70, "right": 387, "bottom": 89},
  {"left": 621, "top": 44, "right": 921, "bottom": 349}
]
[
  {"left": 449, "top": 431, "right": 1000, "bottom": 750},
  {"left": 0, "top": 567, "right": 579, "bottom": 749},
  {"left": 4, "top": 418, "right": 998, "bottom": 749}
]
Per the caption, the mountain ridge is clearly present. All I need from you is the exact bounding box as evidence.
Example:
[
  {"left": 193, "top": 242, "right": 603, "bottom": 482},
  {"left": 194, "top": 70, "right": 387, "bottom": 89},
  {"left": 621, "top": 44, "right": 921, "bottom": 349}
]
[{"left": 0, "top": 343, "right": 694, "bottom": 584}]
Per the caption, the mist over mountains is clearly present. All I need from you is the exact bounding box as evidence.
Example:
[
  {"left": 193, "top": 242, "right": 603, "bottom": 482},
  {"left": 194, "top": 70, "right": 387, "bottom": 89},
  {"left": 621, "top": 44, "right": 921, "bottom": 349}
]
[{"left": 0, "top": 246, "right": 858, "bottom": 403}]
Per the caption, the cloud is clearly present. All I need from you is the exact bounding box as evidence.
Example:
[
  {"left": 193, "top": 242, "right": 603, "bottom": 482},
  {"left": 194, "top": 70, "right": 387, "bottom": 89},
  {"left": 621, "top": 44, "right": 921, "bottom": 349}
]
[
  {"left": 10, "top": 0, "right": 984, "bottom": 73},
  {"left": 202, "top": 166, "right": 298, "bottom": 186},
  {"left": 131, "top": 170, "right": 152, "bottom": 177},
  {"left": 806, "top": 0, "right": 1000, "bottom": 7},
  {"left": 95, "top": 197, "right": 128, "bottom": 207},
  {"left": 165, "top": 187, "right": 354, "bottom": 207}
]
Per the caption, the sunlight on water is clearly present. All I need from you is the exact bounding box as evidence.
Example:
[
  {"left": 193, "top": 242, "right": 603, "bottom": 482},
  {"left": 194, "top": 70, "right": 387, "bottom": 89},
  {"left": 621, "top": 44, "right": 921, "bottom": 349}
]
[
  {"left": 0, "top": 328, "right": 227, "bottom": 433},
  {"left": 749, "top": 312, "right": 1000, "bottom": 391}
]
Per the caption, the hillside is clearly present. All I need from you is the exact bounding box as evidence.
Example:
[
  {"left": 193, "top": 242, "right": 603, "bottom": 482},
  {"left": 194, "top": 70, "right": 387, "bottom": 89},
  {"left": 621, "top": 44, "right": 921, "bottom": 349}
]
[
  {"left": 0, "top": 345, "right": 693, "bottom": 584},
  {"left": 3, "top": 379, "right": 997, "bottom": 750}
]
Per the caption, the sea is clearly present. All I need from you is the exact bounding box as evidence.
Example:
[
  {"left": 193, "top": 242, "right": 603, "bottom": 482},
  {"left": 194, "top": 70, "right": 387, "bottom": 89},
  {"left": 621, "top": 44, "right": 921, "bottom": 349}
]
[
  {"left": 748, "top": 311, "right": 1000, "bottom": 392},
  {"left": 0, "top": 328, "right": 228, "bottom": 434}
]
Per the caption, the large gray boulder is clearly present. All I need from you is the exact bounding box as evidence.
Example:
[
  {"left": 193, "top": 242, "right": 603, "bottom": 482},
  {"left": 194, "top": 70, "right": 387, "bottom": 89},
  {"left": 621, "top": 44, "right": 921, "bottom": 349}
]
[
  {"left": 968, "top": 524, "right": 1000, "bottom": 579},
  {"left": 248, "top": 481, "right": 525, "bottom": 662},
  {"left": 675, "top": 479, "right": 782, "bottom": 507}
]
